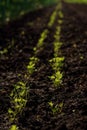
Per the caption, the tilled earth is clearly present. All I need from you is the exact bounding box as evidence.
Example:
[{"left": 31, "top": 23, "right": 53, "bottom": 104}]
[{"left": 0, "top": 2, "right": 87, "bottom": 130}]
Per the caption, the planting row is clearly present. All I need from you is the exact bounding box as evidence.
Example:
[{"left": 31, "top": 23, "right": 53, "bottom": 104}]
[
  {"left": 8, "top": 4, "right": 61, "bottom": 130},
  {"left": 48, "top": 2, "right": 64, "bottom": 114}
]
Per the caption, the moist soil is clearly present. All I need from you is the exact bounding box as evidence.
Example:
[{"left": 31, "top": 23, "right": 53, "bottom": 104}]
[{"left": 0, "top": 2, "right": 87, "bottom": 130}]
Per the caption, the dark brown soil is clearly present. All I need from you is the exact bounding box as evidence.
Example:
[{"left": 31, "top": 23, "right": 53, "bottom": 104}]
[{"left": 0, "top": 2, "right": 87, "bottom": 130}]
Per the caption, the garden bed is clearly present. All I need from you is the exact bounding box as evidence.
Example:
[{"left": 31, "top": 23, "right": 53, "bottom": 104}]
[{"left": 0, "top": 2, "right": 87, "bottom": 130}]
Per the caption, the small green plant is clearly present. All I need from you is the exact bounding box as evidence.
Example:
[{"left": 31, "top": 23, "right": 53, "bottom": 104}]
[
  {"left": 37, "top": 29, "right": 48, "bottom": 48},
  {"left": 49, "top": 57, "right": 64, "bottom": 70},
  {"left": 48, "top": 3, "right": 62, "bottom": 27},
  {"left": 48, "top": 11, "right": 57, "bottom": 27},
  {"left": 53, "top": 25, "right": 62, "bottom": 56},
  {"left": 27, "top": 57, "right": 39, "bottom": 74},
  {"left": 0, "top": 48, "right": 8, "bottom": 55},
  {"left": 9, "top": 125, "right": 19, "bottom": 130},
  {"left": 8, "top": 81, "right": 28, "bottom": 122},
  {"left": 49, "top": 57, "right": 64, "bottom": 87},
  {"left": 48, "top": 101, "right": 63, "bottom": 114},
  {"left": 49, "top": 6, "right": 64, "bottom": 87},
  {"left": 0, "top": 38, "right": 15, "bottom": 55},
  {"left": 33, "top": 47, "right": 37, "bottom": 52},
  {"left": 54, "top": 41, "right": 62, "bottom": 55},
  {"left": 50, "top": 71, "right": 63, "bottom": 87},
  {"left": 58, "top": 19, "right": 63, "bottom": 24},
  {"left": 58, "top": 11, "right": 64, "bottom": 19}
]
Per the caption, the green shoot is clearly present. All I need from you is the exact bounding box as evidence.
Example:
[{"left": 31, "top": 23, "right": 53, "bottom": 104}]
[
  {"left": 9, "top": 125, "right": 19, "bottom": 130},
  {"left": 37, "top": 29, "right": 48, "bottom": 48},
  {"left": 50, "top": 57, "right": 64, "bottom": 70},
  {"left": 48, "top": 101, "right": 63, "bottom": 114},
  {"left": 58, "top": 11, "right": 64, "bottom": 19},
  {"left": 50, "top": 71, "right": 63, "bottom": 87},
  {"left": 8, "top": 81, "right": 28, "bottom": 122},
  {"left": 27, "top": 57, "right": 39, "bottom": 74},
  {"left": 48, "top": 11, "right": 57, "bottom": 27},
  {"left": 49, "top": 3, "right": 64, "bottom": 87}
]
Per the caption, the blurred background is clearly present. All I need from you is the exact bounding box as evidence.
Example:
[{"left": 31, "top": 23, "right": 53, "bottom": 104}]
[
  {"left": 0, "top": 0, "right": 87, "bottom": 25},
  {"left": 0, "top": 0, "right": 59, "bottom": 24}
]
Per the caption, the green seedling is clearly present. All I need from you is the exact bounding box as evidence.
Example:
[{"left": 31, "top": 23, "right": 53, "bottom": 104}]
[
  {"left": 9, "top": 125, "right": 19, "bottom": 130},
  {"left": 50, "top": 57, "right": 64, "bottom": 70},
  {"left": 37, "top": 29, "right": 48, "bottom": 48},
  {"left": 49, "top": 57, "right": 64, "bottom": 87},
  {"left": 27, "top": 57, "right": 39, "bottom": 74},
  {"left": 0, "top": 38, "right": 15, "bottom": 55},
  {"left": 0, "top": 48, "right": 8, "bottom": 55},
  {"left": 8, "top": 81, "right": 28, "bottom": 122},
  {"left": 33, "top": 47, "right": 37, "bottom": 52},
  {"left": 56, "top": 1, "right": 62, "bottom": 10},
  {"left": 50, "top": 8, "right": 64, "bottom": 87},
  {"left": 56, "top": 26, "right": 61, "bottom": 35},
  {"left": 54, "top": 26, "right": 61, "bottom": 40},
  {"left": 48, "top": 2, "right": 62, "bottom": 28},
  {"left": 58, "top": 11, "right": 64, "bottom": 19},
  {"left": 48, "top": 11, "right": 57, "bottom": 27},
  {"left": 54, "top": 43, "right": 62, "bottom": 56},
  {"left": 50, "top": 71, "right": 63, "bottom": 87},
  {"left": 58, "top": 19, "right": 63, "bottom": 24},
  {"left": 48, "top": 101, "right": 63, "bottom": 114}
]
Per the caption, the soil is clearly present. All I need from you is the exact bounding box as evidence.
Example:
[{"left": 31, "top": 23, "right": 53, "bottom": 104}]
[{"left": 0, "top": 2, "right": 87, "bottom": 130}]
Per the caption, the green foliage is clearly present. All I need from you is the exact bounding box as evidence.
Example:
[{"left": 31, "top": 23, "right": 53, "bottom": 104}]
[
  {"left": 54, "top": 42, "right": 62, "bottom": 56},
  {"left": 49, "top": 5, "right": 64, "bottom": 87},
  {"left": 8, "top": 81, "right": 28, "bottom": 122},
  {"left": 48, "top": 3, "right": 62, "bottom": 27},
  {"left": 58, "top": 19, "right": 63, "bottom": 24},
  {"left": 9, "top": 125, "right": 19, "bottom": 130},
  {"left": 49, "top": 57, "right": 64, "bottom": 87},
  {"left": 48, "top": 101, "right": 63, "bottom": 114},
  {"left": 0, "top": 48, "right": 8, "bottom": 55},
  {"left": 48, "top": 11, "right": 57, "bottom": 27},
  {"left": 37, "top": 29, "right": 48, "bottom": 48},
  {"left": 0, "top": 38, "right": 15, "bottom": 55},
  {"left": 50, "top": 57, "right": 64, "bottom": 70},
  {"left": 27, "top": 57, "right": 39, "bottom": 74},
  {"left": 50, "top": 71, "right": 63, "bottom": 86},
  {"left": 58, "top": 11, "right": 64, "bottom": 19}
]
